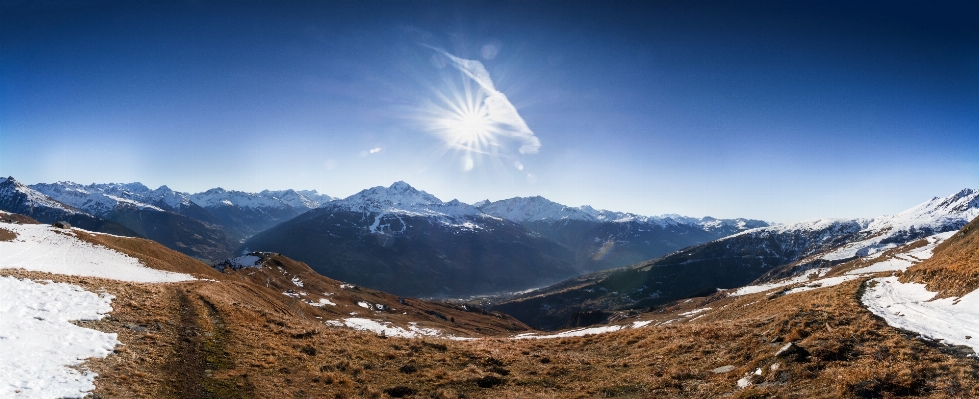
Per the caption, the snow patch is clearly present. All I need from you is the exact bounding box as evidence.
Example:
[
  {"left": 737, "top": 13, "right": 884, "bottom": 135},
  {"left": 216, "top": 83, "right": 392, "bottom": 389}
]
[
  {"left": 0, "top": 276, "right": 120, "bottom": 399},
  {"left": 862, "top": 276, "right": 978, "bottom": 355},
  {"left": 0, "top": 224, "right": 194, "bottom": 283}
]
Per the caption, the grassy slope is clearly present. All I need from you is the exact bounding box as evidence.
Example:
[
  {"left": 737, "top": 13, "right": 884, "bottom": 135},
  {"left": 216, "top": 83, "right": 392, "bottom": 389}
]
[
  {"left": 2, "top": 216, "right": 976, "bottom": 398},
  {"left": 901, "top": 216, "right": 979, "bottom": 298}
]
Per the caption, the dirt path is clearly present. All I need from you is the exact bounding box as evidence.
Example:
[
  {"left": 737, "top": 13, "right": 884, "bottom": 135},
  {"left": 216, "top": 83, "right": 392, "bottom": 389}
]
[{"left": 171, "top": 289, "right": 250, "bottom": 398}]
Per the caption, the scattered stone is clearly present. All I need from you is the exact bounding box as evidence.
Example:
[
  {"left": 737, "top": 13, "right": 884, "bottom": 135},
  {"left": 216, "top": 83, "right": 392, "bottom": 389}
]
[
  {"left": 711, "top": 365, "right": 736, "bottom": 374},
  {"left": 775, "top": 342, "right": 809, "bottom": 360},
  {"left": 52, "top": 221, "right": 71, "bottom": 229},
  {"left": 123, "top": 324, "right": 147, "bottom": 333}
]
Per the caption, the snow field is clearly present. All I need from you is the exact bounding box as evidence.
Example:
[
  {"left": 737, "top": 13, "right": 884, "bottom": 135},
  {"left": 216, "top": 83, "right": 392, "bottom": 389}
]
[
  {"left": 862, "top": 277, "right": 978, "bottom": 355},
  {"left": 0, "top": 223, "right": 194, "bottom": 283},
  {"left": 0, "top": 276, "right": 119, "bottom": 399}
]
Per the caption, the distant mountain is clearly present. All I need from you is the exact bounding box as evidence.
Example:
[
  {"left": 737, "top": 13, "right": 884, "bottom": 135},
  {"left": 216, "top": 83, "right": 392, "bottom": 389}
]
[
  {"left": 241, "top": 182, "right": 580, "bottom": 298},
  {"left": 29, "top": 181, "right": 240, "bottom": 262},
  {"left": 188, "top": 188, "right": 334, "bottom": 239},
  {"left": 0, "top": 177, "right": 137, "bottom": 236},
  {"left": 478, "top": 196, "right": 768, "bottom": 272},
  {"left": 493, "top": 188, "right": 979, "bottom": 330}
]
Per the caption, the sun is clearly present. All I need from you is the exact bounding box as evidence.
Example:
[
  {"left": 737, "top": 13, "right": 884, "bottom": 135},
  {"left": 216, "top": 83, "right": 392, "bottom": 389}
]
[
  {"left": 423, "top": 78, "right": 500, "bottom": 158},
  {"left": 443, "top": 107, "right": 493, "bottom": 148}
]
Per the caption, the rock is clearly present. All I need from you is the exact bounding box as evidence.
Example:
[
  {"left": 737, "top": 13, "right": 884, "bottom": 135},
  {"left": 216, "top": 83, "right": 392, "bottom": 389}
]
[
  {"left": 53, "top": 221, "right": 71, "bottom": 229},
  {"left": 123, "top": 323, "right": 147, "bottom": 333},
  {"left": 711, "top": 365, "right": 737, "bottom": 374},
  {"left": 775, "top": 342, "right": 809, "bottom": 360}
]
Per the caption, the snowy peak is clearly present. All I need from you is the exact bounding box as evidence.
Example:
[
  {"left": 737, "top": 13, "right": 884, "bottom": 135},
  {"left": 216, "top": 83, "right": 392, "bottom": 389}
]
[
  {"left": 730, "top": 188, "right": 978, "bottom": 263},
  {"left": 478, "top": 196, "right": 598, "bottom": 222},
  {"left": 477, "top": 196, "right": 766, "bottom": 231},
  {"left": 188, "top": 187, "right": 330, "bottom": 211},
  {"left": 868, "top": 188, "right": 979, "bottom": 232},
  {"left": 0, "top": 177, "right": 80, "bottom": 215},
  {"left": 30, "top": 181, "right": 167, "bottom": 217},
  {"left": 330, "top": 181, "right": 482, "bottom": 220}
]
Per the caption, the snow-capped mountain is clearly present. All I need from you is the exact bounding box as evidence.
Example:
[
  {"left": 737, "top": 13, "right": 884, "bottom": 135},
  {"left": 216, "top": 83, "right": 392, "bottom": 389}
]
[
  {"left": 732, "top": 188, "right": 979, "bottom": 275},
  {"left": 188, "top": 188, "right": 333, "bottom": 211},
  {"left": 477, "top": 196, "right": 768, "bottom": 273},
  {"left": 478, "top": 196, "right": 760, "bottom": 230},
  {"left": 19, "top": 180, "right": 240, "bottom": 261},
  {"left": 0, "top": 177, "right": 81, "bottom": 216},
  {"left": 26, "top": 180, "right": 336, "bottom": 241},
  {"left": 492, "top": 188, "right": 979, "bottom": 330},
  {"left": 242, "top": 182, "right": 579, "bottom": 297},
  {"left": 324, "top": 181, "right": 487, "bottom": 232},
  {"left": 30, "top": 181, "right": 170, "bottom": 218},
  {"left": 29, "top": 181, "right": 335, "bottom": 218},
  {"left": 187, "top": 187, "right": 334, "bottom": 238}
]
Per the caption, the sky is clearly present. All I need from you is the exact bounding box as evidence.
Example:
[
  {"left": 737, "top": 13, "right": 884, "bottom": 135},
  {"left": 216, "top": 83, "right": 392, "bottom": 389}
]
[{"left": 1, "top": 0, "right": 977, "bottom": 223}]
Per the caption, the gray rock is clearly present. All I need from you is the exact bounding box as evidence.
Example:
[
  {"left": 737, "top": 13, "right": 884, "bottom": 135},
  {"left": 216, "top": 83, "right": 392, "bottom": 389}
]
[
  {"left": 775, "top": 342, "right": 809, "bottom": 360},
  {"left": 711, "top": 365, "right": 737, "bottom": 374}
]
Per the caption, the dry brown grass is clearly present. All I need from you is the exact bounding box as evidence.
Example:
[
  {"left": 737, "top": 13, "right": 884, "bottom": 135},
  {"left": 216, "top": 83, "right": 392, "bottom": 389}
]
[
  {"left": 0, "top": 227, "right": 16, "bottom": 241},
  {"left": 2, "top": 221, "right": 977, "bottom": 398},
  {"left": 901, "top": 217, "right": 979, "bottom": 297},
  {"left": 0, "top": 212, "right": 39, "bottom": 224}
]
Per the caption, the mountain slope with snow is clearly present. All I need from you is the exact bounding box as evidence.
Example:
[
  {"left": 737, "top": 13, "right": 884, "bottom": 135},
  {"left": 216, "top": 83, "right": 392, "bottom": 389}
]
[
  {"left": 25, "top": 180, "right": 239, "bottom": 262},
  {"left": 479, "top": 196, "right": 768, "bottom": 273},
  {"left": 241, "top": 182, "right": 579, "bottom": 297},
  {"left": 494, "top": 188, "right": 979, "bottom": 330},
  {"left": 0, "top": 177, "right": 138, "bottom": 237},
  {"left": 187, "top": 187, "right": 334, "bottom": 238}
]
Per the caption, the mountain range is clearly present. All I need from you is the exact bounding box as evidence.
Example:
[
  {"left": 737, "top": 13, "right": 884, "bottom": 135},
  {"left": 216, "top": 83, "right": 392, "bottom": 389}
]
[
  {"left": 240, "top": 181, "right": 767, "bottom": 297},
  {"left": 492, "top": 188, "right": 979, "bottom": 330},
  {"left": 0, "top": 177, "right": 334, "bottom": 262}
]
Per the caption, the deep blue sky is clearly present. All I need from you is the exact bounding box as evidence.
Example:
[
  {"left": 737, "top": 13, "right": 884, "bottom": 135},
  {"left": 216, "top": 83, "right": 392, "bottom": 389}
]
[{"left": 2, "top": 0, "right": 977, "bottom": 222}]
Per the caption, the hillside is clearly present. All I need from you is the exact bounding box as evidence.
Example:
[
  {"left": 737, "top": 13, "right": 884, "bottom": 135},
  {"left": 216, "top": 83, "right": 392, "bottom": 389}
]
[
  {"left": 900, "top": 215, "right": 979, "bottom": 297},
  {"left": 3, "top": 211, "right": 977, "bottom": 398}
]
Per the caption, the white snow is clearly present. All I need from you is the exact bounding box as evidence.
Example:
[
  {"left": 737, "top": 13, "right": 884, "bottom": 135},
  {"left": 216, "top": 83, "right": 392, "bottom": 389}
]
[
  {"left": 324, "top": 318, "right": 468, "bottom": 339},
  {"left": 782, "top": 275, "right": 864, "bottom": 295},
  {"left": 632, "top": 320, "right": 653, "bottom": 328},
  {"left": 729, "top": 269, "right": 830, "bottom": 296},
  {"left": 0, "top": 276, "right": 119, "bottom": 399},
  {"left": 846, "top": 231, "right": 955, "bottom": 275},
  {"left": 513, "top": 325, "right": 624, "bottom": 339},
  {"left": 291, "top": 277, "right": 304, "bottom": 287},
  {"left": 678, "top": 308, "right": 712, "bottom": 317},
  {"left": 862, "top": 276, "right": 978, "bottom": 355},
  {"left": 0, "top": 223, "right": 194, "bottom": 283}
]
